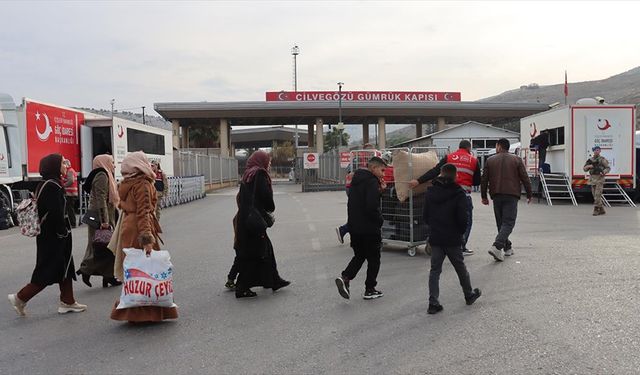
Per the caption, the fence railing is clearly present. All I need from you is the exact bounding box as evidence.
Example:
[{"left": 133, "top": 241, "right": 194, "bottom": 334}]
[
  {"left": 173, "top": 151, "right": 239, "bottom": 185},
  {"left": 160, "top": 176, "right": 206, "bottom": 208}
]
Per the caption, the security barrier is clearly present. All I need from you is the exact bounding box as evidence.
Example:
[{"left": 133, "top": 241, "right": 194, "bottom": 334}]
[
  {"left": 160, "top": 176, "right": 206, "bottom": 208},
  {"left": 174, "top": 151, "right": 239, "bottom": 185}
]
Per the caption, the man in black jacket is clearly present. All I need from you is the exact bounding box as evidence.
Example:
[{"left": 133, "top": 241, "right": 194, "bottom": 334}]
[
  {"left": 424, "top": 163, "right": 481, "bottom": 314},
  {"left": 335, "top": 157, "right": 387, "bottom": 300}
]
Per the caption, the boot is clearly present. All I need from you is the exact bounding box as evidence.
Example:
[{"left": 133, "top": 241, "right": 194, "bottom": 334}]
[
  {"left": 598, "top": 206, "right": 606, "bottom": 216},
  {"left": 592, "top": 207, "right": 599, "bottom": 216}
]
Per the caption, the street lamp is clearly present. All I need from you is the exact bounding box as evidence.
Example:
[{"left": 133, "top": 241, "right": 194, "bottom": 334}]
[
  {"left": 337, "top": 82, "right": 344, "bottom": 147},
  {"left": 291, "top": 45, "right": 300, "bottom": 149}
]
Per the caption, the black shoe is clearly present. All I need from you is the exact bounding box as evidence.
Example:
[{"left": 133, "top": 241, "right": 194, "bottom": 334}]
[
  {"left": 363, "top": 288, "right": 383, "bottom": 300},
  {"left": 335, "top": 277, "right": 350, "bottom": 299},
  {"left": 103, "top": 277, "right": 122, "bottom": 288},
  {"left": 77, "top": 271, "right": 92, "bottom": 288},
  {"left": 273, "top": 279, "right": 291, "bottom": 292},
  {"left": 235, "top": 290, "right": 257, "bottom": 298},
  {"left": 428, "top": 303, "right": 443, "bottom": 314},
  {"left": 465, "top": 288, "right": 482, "bottom": 305},
  {"left": 225, "top": 279, "right": 236, "bottom": 290}
]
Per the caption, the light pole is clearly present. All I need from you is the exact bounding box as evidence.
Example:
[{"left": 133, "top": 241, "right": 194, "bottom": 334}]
[
  {"left": 337, "top": 82, "right": 344, "bottom": 147},
  {"left": 291, "top": 45, "right": 300, "bottom": 150}
]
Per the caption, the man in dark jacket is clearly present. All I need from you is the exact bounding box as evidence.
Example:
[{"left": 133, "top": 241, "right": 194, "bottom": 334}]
[
  {"left": 424, "top": 163, "right": 481, "bottom": 314},
  {"left": 335, "top": 157, "right": 387, "bottom": 300},
  {"left": 481, "top": 138, "right": 533, "bottom": 262}
]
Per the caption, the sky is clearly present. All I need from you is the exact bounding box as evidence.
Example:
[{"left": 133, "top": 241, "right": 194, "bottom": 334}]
[{"left": 1, "top": 0, "right": 639, "bottom": 118}]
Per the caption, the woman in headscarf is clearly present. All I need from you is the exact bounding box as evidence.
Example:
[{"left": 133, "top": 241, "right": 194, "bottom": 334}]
[
  {"left": 77, "top": 154, "right": 121, "bottom": 288},
  {"left": 8, "top": 153, "right": 87, "bottom": 316},
  {"left": 233, "top": 150, "right": 290, "bottom": 298},
  {"left": 110, "top": 151, "right": 177, "bottom": 322}
]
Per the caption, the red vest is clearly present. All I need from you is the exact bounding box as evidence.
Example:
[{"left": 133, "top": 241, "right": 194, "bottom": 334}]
[
  {"left": 64, "top": 168, "right": 79, "bottom": 196},
  {"left": 446, "top": 149, "right": 477, "bottom": 191}
]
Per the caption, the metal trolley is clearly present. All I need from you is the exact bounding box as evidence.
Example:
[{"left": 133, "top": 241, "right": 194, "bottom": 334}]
[{"left": 380, "top": 147, "right": 450, "bottom": 256}]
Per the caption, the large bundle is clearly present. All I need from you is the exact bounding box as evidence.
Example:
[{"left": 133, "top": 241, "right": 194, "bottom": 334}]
[{"left": 392, "top": 150, "right": 439, "bottom": 202}]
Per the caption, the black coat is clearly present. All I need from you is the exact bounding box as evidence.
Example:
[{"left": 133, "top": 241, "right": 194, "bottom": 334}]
[
  {"left": 31, "top": 180, "right": 75, "bottom": 285},
  {"left": 423, "top": 177, "right": 468, "bottom": 247},
  {"left": 347, "top": 169, "right": 383, "bottom": 235},
  {"left": 235, "top": 170, "right": 275, "bottom": 258}
]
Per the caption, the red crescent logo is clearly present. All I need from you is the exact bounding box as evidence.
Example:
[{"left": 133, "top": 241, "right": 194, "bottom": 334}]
[
  {"left": 117, "top": 125, "right": 124, "bottom": 138},
  {"left": 451, "top": 154, "right": 459, "bottom": 160},
  {"left": 597, "top": 119, "right": 612, "bottom": 131},
  {"left": 530, "top": 122, "right": 537, "bottom": 138},
  {"left": 0, "top": 153, "right": 5, "bottom": 161},
  {"left": 278, "top": 92, "right": 287, "bottom": 101}
]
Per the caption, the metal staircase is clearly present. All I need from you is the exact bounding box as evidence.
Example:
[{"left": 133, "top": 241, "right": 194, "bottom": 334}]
[
  {"left": 601, "top": 179, "right": 636, "bottom": 207},
  {"left": 539, "top": 172, "right": 577, "bottom": 206}
]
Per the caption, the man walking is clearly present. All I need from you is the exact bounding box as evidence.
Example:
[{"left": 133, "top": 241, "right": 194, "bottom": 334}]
[
  {"left": 409, "top": 140, "right": 480, "bottom": 256},
  {"left": 424, "top": 163, "right": 481, "bottom": 314},
  {"left": 335, "top": 157, "right": 387, "bottom": 300},
  {"left": 62, "top": 158, "right": 78, "bottom": 228},
  {"left": 583, "top": 146, "right": 610, "bottom": 216},
  {"left": 481, "top": 138, "right": 532, "bottom": 262}
]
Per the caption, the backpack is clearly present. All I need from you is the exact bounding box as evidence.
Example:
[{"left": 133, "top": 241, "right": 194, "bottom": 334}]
[{"left": 16, "top": 180, "right": 53, "bottom": 237}]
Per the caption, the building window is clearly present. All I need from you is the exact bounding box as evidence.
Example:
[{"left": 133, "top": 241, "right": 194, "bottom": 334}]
[
  {"left": 548, "top": 127, "right": 565, "bottom": 146},
  {"left": 485, "top": 139, "right": 497, "bottom": 149},
  {"left": 472, "top": 140, "right": 485, "bottom": 149},
  {"left": 127, "top": 128, "right": 166, "bottom": 155}
]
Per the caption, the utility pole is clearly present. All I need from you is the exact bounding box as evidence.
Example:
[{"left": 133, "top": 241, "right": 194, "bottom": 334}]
[
  {"left": 142, "top": 106, "right": 146, "bottom": 124},
  {"left": 337, "top": 82, "right": 344, "bottom": 147},
  {"left": 292, "top": 45, "right": 300, "bottom": 149}
]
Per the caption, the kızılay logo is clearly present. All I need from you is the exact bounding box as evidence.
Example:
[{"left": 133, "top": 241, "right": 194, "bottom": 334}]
[
  {"left": 0, "top": 153, "right": 5, "bottom": 161},
  {"left": 34, "top": 111, "right": 53, "bottom": 142},
  {"left": 597, "top": 119, "right": 612, "bottom": 131},
  {"left": 117, "top": 125, "right": 124, "bottom": 138},
  {"left": 529, "top": 122, "right": 538, "bottom": 138}
]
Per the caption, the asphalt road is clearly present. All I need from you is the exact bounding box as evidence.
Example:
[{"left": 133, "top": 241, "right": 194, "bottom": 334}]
[{"left": 1, "top": 184, "right": 640, "bottom": 374}]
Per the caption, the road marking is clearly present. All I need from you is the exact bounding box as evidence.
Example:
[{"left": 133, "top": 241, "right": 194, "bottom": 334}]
[
  {"left": 308, "top": 223, "right": 316, "bottom": 232},
  {"left": 312, "top": 238, "right": 321, "bottom": 251}
]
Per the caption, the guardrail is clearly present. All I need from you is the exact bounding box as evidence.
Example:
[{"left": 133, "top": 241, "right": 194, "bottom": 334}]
[{"left": 160, "top": 176, "right": 206, "bottom": 208}]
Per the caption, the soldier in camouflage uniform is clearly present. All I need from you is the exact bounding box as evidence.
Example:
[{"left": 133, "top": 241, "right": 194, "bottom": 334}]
[{"left": 583, "top": 146, "right": 610, "bottom": 216}]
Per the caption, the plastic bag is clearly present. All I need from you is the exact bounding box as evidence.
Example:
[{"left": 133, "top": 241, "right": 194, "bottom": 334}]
[{"left": 116, "top": 248, "right": 176, "bottom": 309}]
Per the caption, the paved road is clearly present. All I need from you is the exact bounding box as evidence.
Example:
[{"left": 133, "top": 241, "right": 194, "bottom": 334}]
[{"left": 1, "top": 185, "right": 640, "bottom": 374}]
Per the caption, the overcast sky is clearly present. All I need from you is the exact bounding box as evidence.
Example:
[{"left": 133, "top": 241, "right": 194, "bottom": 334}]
[{"left": 2, "top": 0, "right": 638, "bottom": 117}]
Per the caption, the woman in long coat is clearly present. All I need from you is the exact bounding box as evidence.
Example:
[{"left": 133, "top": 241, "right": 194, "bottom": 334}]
[
  {"left": 8, "top": 153, "right": 87, "bottom": 316},
  {"left": 234, "top": 150, "right": 290, "bottom": 298},
  {"left": 77, "top": 154, "right": 121, "bottom": 288},
  {"left": 110, "top": 151, "right": 178, "bottom": 322}
]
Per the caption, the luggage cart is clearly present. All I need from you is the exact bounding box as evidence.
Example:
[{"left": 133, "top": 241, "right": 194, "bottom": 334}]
[{"left": 380, "top": 147, "right": 450, "bottom": 256}]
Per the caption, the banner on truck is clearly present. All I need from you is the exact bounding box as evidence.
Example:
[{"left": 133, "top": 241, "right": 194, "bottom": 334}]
[
  {"left": 26, "top": 101, "right": 84, "bottom": 175},
  {"left": 573, "top": 107, "right": 634, "bottom": 176}
]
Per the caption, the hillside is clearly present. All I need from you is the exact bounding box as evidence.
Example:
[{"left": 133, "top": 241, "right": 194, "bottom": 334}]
[
  {"left": 480, "top": 66, "right": 640, "bottom": 105},
  {"left": 75, "top": 108, "right": 172, "bottom": 130}
]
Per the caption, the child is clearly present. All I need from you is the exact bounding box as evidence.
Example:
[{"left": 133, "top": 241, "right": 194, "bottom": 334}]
[{"left": 424, "top": 163, "right": 481, "bottom": 314}]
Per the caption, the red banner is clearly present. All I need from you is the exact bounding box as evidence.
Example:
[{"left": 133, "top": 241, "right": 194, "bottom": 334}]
[
  {"left": 266, "top": 91, "right": 461, "bottom": 102},
  {"left": 26, "top": 101, "right": 84, "bottom": 175}
]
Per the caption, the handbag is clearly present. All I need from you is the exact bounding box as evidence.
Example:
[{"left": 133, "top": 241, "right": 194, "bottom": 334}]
[
  {"left": 81, "top": 209, "right": 101, "bottom": 229},
  {"left": 93, "top": 227, "right": 113, "bottom": 245},
  {"left": 244, "top": 180, "right": 274, "bottom": 234}
]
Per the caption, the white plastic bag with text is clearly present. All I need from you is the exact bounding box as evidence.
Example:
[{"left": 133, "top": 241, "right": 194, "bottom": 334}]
[{"left": 116, "top": 248, "right": 176, "bottom": 309}]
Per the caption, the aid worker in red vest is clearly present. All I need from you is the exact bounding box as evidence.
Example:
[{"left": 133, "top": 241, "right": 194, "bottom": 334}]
[
  {"left": 409, "top": 140, "right": 480, "bottom": 256},
  {"left": 62, "top": 158, "right": 79, "bottom": 228}
]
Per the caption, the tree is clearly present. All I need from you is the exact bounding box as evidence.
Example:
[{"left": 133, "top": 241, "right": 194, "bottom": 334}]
[
  {"left": 271, "top": 141, "right": 295, "bottom": 166},
  {"left": 324, "top": 127, "right": 350, "bottom": 151},
  {"left": 189, "top": 126, "right": 219, "bottom": 148}
]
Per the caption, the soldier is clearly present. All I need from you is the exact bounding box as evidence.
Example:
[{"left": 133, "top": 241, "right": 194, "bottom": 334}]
[{"left": 583, "top": 146, "right": 610, "bottom": 216}]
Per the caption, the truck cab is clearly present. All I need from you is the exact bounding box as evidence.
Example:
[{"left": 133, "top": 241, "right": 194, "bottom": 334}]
[{"left": 0, "top": 93, "right": 22, "bottom": 208}]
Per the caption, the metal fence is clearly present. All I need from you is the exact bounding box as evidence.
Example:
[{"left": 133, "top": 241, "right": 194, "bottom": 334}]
[
  {"left": 302, "top": 150, "right": 346, "bottom": 192},
  {"left": 174, "top": 151, "right": 239, "bottom": 185},
  {"left": 160, "top": 176, "right": 206, "bottom": 208}
]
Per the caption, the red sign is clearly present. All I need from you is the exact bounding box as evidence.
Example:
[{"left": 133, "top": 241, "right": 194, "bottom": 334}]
[
  {"left": 266, "top": 91, "right": 461, "bottom": 102},
  {"left": 307, "top": 154, "right": 316, "bottom": 162},
  {"left": 26, "top": 101, "right": 84, "bottom": 175},
  {"left": 340, "top": 152, "right": 351, "bottom": 168}
]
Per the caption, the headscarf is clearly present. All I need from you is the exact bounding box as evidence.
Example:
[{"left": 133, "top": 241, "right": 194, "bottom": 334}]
[
  {"left": 93, "top": 154, "right": 120, "bottom": 206},
  {"left": 121, "top": 151, "right": 155, "bottom": 180},
  {"left": 39, "top": 153, "right": 63, "bottom": 182},
  {"left": 242, "top": 150, "right": 272, "bottom": 186}
]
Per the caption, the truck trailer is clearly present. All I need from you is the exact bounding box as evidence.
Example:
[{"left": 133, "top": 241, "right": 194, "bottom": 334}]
[{"left": 520, "top": 101, "right": 636, "bottom": 197}]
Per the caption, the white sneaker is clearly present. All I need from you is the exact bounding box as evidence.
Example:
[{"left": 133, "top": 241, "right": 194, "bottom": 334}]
[
  {"left": 8, "top": 294, "right": 26, "bottom": 317},
  {"left": 504, "top": 248, "right": 514, "bottom": 257},
  {"left": 488, "top": 246, "right": 504, "bottom": 262},
  {"left": 58, "top": 301, "right": 87, "bottom": 314}
]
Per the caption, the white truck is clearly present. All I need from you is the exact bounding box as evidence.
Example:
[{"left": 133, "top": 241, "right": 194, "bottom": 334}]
[
  {"left": 520, "top": 100, "right": 636, "bottom": 194},
  {"left": 0, "top": 94, "right": 173, "bottom": 211}
]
